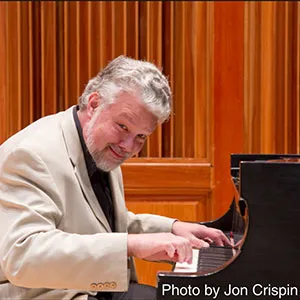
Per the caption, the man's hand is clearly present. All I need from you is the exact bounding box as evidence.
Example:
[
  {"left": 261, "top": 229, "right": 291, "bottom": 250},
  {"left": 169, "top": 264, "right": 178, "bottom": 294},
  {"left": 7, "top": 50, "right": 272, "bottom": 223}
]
[
  {"left": 172, "top": 221, "right": 233, "bottom": 248},
  {"left": 127, "top": 233, "right": 193, "bottom": 264}
]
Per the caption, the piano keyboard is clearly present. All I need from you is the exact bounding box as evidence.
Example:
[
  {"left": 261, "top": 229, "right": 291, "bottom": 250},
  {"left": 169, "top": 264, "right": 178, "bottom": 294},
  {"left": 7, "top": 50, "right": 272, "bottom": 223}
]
[
  {"left": 174, "top": 246, "right": 236, "bottom": 273},
  {"left": 197, "top": 246, "right": 235, "bottom": 273},
  {"left": 174, "top": 232, "right": 243, "bottom": 273}
]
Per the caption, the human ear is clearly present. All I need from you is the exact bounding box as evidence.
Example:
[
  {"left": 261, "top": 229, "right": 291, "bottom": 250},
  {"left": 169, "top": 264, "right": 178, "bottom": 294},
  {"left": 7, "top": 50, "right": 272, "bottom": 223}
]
[{"left": 86, "top": 92, "right": 100, "bottom": 117}]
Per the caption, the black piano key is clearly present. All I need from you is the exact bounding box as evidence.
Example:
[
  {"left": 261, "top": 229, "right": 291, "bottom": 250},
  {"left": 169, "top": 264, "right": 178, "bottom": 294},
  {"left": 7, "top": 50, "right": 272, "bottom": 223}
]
[{"left": 196, "top": 246, "right": 234, "bottom": 272}]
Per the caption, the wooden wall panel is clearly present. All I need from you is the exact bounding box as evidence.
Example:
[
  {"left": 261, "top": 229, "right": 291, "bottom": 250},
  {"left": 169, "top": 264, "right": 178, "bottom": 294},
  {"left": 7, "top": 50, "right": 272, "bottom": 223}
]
[
  {"left": 123, "top": 160, "right": 211, "bottom": 195},
  {"left": 1, "top": 1, "right": 213, "bottom": 160},
  {"left": 126, "top": 200, "right": 208, "bottom": 222},
  {"left": 32, "top": 2, "right": 42, "bottom": 121},
  {"left": 2, "top": 2, "right": 299, "bottom": 155},
  {"left": 57, "top": 2, "right": 65, "bottom": 112},
  {"left": 77, "top": 2, "right": 90, "bottom": 87},
  {"left": 68, "top": 2, "right": 81, "bottom": 105},
  {"left": 0, "top": 2, "right": 7, "bottom": 143},
  {"left": 194, "top": 2, "right": 212, "bottom": 159},
  {"left": 6, "top": 2, "right": 22, "bottom": 137},
  {"left": 213, "top": 2, "right": 245, "bottom": 218},
  {"left": 161, "top": 1, "right": 174, "bottom": 158},
  {"left": 20, "top": 2, "right": 33, "bottom": 127},
  {"left": 125, "top": 2, "right": 139, "bottom": 59},
  {"left": 41, "top": 2, "right": 57, "bottom": 116},
  {"left": 89, "top": 2, "right": 101, "bottom": 78},
  {"left": 261, "top": 3, "right": 276, "bottom": 153},
  {"left": 139, "top": 2, "right": 163, "bottom": 158},
  {"left": 112, "top": 2, "right": 126, "bottom": 58},
  {"left": 173, "top": 2, "right": 185, "bottom": 158},
  {"left": 183, "top": 4, "right": 195, "bottom": 158},
  {"left": 244, "top": 3, "right": 261, "bottom": 153},
  {"left": 244, "top": 2, "right": 300, "bottom": 154}
]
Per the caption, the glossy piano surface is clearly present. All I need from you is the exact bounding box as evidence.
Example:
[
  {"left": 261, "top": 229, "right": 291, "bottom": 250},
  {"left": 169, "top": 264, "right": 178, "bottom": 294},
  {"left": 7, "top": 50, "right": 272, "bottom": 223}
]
[{"left": 157, "top": 154, "right": 300, "bottom": 300}]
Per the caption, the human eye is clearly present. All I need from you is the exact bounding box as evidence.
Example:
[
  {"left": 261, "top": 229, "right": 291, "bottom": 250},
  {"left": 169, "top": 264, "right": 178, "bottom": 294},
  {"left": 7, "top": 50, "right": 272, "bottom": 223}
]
[
  {"left": 137, "top": 134, "right": 147, "bottom": 141},
  {"left": 118, "top": 123, "right": 128, "bottom": 131}
]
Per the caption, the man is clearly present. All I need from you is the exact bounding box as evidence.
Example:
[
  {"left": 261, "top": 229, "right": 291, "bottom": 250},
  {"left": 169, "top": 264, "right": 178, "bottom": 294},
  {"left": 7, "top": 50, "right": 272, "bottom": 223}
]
[{"left": 0, "top": 56, "right": 231, "bottom": 300}]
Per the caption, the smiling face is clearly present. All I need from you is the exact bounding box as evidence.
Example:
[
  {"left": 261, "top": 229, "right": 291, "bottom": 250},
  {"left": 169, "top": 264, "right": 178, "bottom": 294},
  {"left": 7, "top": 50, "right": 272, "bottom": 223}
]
[{"left": 82, "top": 91, "right": 158, "bottom": 171}]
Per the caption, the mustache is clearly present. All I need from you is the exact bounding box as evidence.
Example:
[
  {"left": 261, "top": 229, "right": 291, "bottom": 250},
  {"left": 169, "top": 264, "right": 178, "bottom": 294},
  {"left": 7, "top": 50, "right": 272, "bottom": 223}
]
[{"left": 109, "top": 145, "right": 131, "bottom": 159}]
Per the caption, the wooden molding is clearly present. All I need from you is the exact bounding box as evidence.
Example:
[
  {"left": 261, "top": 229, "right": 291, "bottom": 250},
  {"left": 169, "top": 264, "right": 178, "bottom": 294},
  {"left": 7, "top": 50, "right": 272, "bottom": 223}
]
[{"left": 122, "top": 159, "right": 212, "bottom": 196}]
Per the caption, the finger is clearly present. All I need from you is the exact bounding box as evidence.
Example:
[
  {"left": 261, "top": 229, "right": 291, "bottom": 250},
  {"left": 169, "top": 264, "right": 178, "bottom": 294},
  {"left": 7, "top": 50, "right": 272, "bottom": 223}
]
[
  {"left": 222, "top": 235, "right": 233, "bottom": 247},
  {"left": 211, "top": 231, "right": 226, "bottom": 246},
  {"left": 186, "top": 244, "right": 193, "bottom": 264},
  {"left": 204, "top": 237, "right": 214, "bottom": 244},
  {"left": 214, "top": 238, "right": 224, "bottom": 246},
  {"left": 144, "top": 251, "right": 177, "bottom": 262},
  {"left": 175, "top": 244, "right": 186, "bottom": 263},
  {"left": 221, "top": 232, "right": 233, "bottom": 246},
  {"left": 227, "top": 237, "right": 234, "bottom": 247},
  {"left": 164, "top": 243, "right": 176, "bottom": 258},
  {"left": 165, "top": 253, "right": 182, "bottom": 263},
  {"left": 175, "top": 237, "right": 191, "bottom": 263},
  {"left": 190, "top": 236, "right": 209, "bottom": 249},
  {"left": 182, "top": 240, "right": 193, "bottom": 263}
]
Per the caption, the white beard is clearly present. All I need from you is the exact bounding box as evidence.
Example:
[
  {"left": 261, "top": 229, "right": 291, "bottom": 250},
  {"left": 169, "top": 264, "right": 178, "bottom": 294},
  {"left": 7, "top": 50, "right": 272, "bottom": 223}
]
[{"left": 85, "top": 109, "right": 129, "bottom": 172}]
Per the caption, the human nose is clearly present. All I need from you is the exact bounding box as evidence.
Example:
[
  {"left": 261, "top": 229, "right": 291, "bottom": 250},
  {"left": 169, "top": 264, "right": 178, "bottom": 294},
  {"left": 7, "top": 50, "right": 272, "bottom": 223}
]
[{"left": 119, "top": 136, "right": 135, "bottom": 153}]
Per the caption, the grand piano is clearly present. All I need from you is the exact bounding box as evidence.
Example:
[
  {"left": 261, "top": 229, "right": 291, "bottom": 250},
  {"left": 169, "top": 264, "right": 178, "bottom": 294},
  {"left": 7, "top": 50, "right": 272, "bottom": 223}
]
[{"left": 157, "top": 154, "right": 300, "bottom": 300}]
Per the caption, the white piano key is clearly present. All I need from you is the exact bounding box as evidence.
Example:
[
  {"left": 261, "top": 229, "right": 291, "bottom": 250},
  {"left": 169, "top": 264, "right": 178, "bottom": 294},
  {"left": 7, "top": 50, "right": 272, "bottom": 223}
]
[{"left": 173, "top": 248, "right": 199, "bottom": 273}]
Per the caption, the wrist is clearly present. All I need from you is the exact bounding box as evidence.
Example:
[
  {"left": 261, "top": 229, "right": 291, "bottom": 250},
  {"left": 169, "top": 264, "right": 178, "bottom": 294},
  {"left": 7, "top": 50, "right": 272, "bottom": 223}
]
[
  {"left": 171, "top": 220, "right": 181, "bottom": 234},
  {"left": 127, "top": 234, "right": 138, "bottom": 257}
]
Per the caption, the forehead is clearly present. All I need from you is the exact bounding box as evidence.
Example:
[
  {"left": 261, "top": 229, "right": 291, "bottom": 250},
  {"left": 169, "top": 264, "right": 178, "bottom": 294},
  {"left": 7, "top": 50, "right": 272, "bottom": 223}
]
[{"left": 105, "top": 92, "right": 158, "bottom": 132}]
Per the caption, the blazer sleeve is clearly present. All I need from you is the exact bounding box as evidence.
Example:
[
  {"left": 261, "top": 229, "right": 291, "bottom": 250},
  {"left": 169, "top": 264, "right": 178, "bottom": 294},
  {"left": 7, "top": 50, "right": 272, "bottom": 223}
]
[
  {"left": 127, "top": 211, "right": 176, "bottom": 234},
  {"left": 0, "top": 147, "right": 129, "bottom": 292}
]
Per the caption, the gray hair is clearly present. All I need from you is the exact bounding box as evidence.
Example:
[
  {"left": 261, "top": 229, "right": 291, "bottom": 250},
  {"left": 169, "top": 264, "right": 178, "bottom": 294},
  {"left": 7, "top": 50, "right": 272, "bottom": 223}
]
[{"left": 78, "top": 55, "right": 172, "bottom": 123}]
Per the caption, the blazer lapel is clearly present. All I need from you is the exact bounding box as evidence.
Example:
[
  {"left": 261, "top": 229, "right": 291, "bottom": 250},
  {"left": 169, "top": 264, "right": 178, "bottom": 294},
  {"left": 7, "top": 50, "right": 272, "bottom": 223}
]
[
  {"left": 60, "top": 106, "right": 111, "bottom": 232},
  {"left": 109, "top": 168, "right": 127, "bottom": 233}
]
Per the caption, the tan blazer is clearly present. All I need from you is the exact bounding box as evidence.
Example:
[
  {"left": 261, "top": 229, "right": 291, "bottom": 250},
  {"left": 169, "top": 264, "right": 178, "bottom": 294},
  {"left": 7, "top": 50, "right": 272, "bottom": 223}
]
[{"left": 0, "top": 107, "right": 175, "bottom": 300}]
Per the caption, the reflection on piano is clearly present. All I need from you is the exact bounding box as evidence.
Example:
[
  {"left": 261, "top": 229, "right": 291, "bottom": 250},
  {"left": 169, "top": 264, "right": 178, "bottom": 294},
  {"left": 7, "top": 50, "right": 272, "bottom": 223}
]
[{"left": 157, "top": 154, "right": 300, "bottom": 299}]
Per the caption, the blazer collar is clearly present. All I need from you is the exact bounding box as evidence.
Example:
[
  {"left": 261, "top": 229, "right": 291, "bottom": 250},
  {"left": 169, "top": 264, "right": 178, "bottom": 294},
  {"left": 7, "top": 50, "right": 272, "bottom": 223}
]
[{"left": 60, "top": 106, "right": 112, "bottom": 232}]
